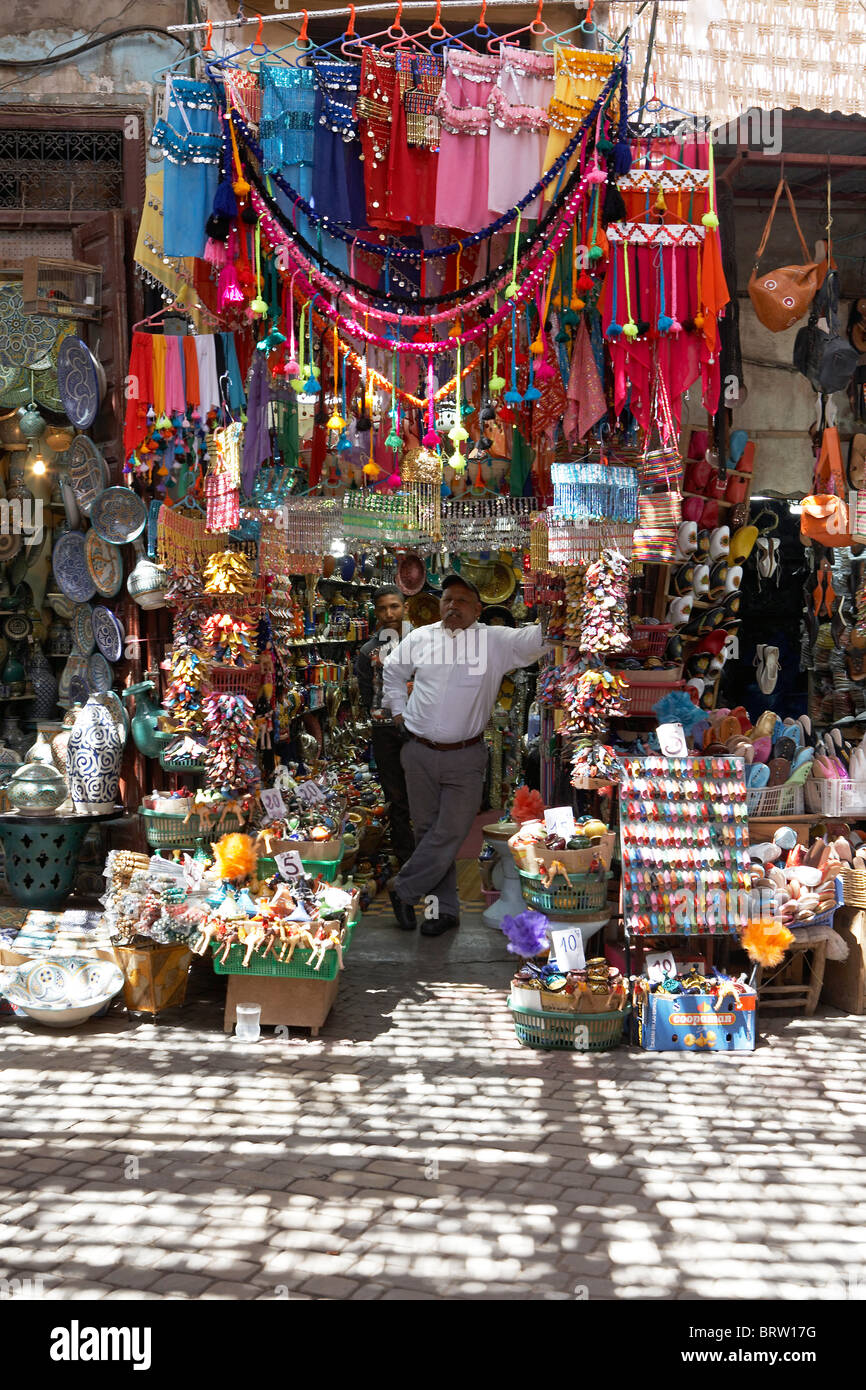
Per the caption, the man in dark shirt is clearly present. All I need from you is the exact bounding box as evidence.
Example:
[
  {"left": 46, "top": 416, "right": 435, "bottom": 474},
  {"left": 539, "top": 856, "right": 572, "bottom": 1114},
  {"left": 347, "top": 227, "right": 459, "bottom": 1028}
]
[{"left": 354, "top": 586, "right": 415, "bottom": 879}]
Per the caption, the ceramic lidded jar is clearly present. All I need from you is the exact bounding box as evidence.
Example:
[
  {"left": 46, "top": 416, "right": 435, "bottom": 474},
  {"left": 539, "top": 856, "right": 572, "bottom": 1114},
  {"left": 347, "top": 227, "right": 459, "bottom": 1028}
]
[
  {"left": 66, "top": 694, "right": 127, "bottom": 815},
  {"left": 127, "top": 540, "right": 168, "bottom": 610},
  {"left": 6, "top": 762, "right": 67, "bottom": 812}
]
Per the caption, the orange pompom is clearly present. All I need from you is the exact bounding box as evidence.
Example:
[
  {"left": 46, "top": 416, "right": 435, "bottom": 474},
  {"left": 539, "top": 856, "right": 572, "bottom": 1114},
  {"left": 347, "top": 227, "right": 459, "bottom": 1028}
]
[
  {"left": 512, "top": 785, "right": 546, "bottom": 824},
  {"left": 740, "top": 919, "right": 794, "bottom": 968},
  {"left": 213, "top": 833, "right": 258, "bottom": 883}
]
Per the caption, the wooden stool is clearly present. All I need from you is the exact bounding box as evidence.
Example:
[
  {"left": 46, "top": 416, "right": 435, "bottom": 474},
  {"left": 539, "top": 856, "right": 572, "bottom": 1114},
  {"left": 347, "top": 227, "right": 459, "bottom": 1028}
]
[{"left": 755, "top": 938, "right": 828, "bottom": 1016}]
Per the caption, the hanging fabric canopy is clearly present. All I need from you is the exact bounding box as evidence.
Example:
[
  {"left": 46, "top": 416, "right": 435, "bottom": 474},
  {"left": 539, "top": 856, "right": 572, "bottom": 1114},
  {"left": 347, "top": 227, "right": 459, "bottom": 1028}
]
[{"left": 609, "top": 0, "right": 866, "bottom": 123}]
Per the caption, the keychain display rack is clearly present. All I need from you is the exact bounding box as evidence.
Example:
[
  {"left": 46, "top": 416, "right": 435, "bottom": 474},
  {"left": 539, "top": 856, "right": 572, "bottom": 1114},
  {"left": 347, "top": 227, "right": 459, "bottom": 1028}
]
[{"left": 618, "top": 755, "right": 752, "bottom": 967}]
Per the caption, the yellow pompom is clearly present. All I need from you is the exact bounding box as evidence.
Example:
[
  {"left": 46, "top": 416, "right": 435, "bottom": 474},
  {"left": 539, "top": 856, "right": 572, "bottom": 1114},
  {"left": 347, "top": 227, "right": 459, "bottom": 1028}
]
[{"left": 214, "top": 833, "right": 257, "bottom": 883}]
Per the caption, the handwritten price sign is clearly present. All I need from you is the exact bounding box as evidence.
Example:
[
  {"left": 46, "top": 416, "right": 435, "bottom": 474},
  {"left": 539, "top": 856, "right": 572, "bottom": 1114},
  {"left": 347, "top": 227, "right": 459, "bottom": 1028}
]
[
  {"left": 260, "top": 787, "right": 287, "bottom": 822},
  {"left": 549, "top": 926, "right": 586, "bottom": 972},
  {"left": 295, "top": 780, "right": 326, "bottom": 807},
  {"left": 274, "top": 850, "right": 305, "bottom": 880}
]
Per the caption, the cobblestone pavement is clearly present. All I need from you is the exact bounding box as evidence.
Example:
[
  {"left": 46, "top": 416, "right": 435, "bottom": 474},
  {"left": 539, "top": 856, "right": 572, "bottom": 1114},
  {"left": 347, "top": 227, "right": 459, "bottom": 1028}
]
[{"left": 2, "top": 900, "right": 866, "bottom": 1302}]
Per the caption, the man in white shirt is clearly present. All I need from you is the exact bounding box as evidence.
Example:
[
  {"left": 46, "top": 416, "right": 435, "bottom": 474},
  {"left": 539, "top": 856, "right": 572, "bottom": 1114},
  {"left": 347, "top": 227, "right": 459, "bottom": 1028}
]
[{"left": 382, "top": 572, "right": 545, "bottom": 936}]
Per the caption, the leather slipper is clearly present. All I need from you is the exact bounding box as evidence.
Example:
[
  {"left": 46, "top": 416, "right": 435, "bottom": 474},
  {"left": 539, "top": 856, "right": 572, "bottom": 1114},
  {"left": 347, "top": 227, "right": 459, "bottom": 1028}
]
[
  {"left": 773, "top": 735, "right": 797, "bottom": 762},
  {"left": 766, "top": 757, "right": 791, "bottom": 786}
]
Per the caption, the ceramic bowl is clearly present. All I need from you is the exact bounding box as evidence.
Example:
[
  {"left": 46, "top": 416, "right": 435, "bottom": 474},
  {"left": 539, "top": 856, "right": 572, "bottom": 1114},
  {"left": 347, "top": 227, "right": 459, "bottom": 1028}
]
[{"left": 0, "top": 955, "right": 124, "bottom": 1028}]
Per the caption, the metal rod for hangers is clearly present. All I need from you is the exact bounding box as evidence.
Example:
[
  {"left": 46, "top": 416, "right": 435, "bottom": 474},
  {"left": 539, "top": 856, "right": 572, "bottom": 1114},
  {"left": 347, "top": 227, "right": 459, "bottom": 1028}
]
[{"left": 166, "top": 0, "right": 671, "bottom": 34}]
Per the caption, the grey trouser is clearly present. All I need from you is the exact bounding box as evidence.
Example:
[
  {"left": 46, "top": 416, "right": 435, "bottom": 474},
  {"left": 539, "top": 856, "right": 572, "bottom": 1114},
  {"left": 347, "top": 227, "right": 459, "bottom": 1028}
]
[{"left": 394, "top": 736, "right": 488, "bottom": 918}]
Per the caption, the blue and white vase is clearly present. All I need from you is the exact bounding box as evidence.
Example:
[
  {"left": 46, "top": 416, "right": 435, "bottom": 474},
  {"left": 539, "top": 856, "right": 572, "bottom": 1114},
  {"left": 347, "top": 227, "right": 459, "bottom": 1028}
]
[{"left": 66, "top": 694, "right": 126, "bottom": 815}]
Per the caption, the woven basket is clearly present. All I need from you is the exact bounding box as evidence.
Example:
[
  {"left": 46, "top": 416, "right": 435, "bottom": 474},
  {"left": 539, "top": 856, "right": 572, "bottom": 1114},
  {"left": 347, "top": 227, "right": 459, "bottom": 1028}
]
[
  {"left": 208, "top": 664, "right": 262, "bottom": 699},
  {"left": 839, "top": 868, "right": 866, "bottom": 909}
]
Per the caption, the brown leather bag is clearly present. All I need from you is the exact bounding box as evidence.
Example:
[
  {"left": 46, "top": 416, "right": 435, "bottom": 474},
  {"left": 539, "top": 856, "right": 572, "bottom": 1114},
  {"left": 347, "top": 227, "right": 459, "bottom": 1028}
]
[
  {"left": 801, "top": 426, "right": 852, "bottom": 547},
  {"left": 748, "top": 179, "right": 826, "bottom": 333}
]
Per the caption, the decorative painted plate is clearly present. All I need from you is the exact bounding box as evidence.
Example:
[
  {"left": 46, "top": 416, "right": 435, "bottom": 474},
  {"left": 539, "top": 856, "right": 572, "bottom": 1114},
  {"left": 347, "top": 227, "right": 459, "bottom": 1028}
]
[
  {"left": 47, "top": 593, "right": 76, "bottom": 621},
  {"left": 84, "top": 529, "right": 123, "bottom": 598},
  {"left": 87, "top": 651, "right": 112, "bottom": 693},
  {"left": 91, "top": 605, "right": 123, "bottom": 663},
  {"left": 89, "top": 487, "right": 147, "bottom": 545},
  {"left": 0, "top": 531, "right": 21, "bottom": 563},
  {"left": 57, "top": 336, "right": 102, "bottom": 430},
  {"left": 52, "top": 531, "right": 96, "bottom": 603},
  {"left": 72, "top": 603, "right": 95, "bottom": 656},
  {"left": 68, "top": 434, "right": 106, "bottom": 517},
  {"left": 3, "top": 614, "right": 31, "bottom": 641}
]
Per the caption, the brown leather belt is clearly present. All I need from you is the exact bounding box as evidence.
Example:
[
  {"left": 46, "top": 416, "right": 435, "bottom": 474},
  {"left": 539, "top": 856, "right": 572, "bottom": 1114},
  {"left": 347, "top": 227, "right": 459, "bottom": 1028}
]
[{"left": 407, "top": 732, "right": 484, "bottom": 752}]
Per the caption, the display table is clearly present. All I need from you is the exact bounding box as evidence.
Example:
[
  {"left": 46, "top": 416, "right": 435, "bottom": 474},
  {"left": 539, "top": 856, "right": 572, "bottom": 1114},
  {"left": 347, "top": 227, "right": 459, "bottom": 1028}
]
[
  {"left": 0, "top": 808, "right": 124, "bottom": 908},
  {"left": 480, "top": 822, "right": 523, "bottom": 930}
]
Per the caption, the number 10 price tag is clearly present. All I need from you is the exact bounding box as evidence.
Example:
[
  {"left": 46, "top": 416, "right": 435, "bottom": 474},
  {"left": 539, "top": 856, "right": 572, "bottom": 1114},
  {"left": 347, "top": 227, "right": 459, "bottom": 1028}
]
[{"left": 549, "top": 926, "right": 586, "bottom": 972}]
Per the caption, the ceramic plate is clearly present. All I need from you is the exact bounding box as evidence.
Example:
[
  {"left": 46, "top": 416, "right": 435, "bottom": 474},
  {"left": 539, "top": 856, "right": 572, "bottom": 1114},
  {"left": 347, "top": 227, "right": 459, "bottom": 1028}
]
[
  {"left": 3, "top": 614, "right": 31, "bottom": 642},
  {"left": 68, "top": 435, "right": 107, "bottom": 517},
  {"left": 85, "top": 530, "right": 123, "bottom": 598},
  {"left": 0, "top": 532, "right": 21, "bottom": 563},
  {"left": 72, "top": 603, "right": 95, "bottom": 656},
  {"left": 91, "top": 605, "right": 123, "bottom": 663},
  {"left": 52, "top": 531, "right": 96, "bottom": 603},
  {"left": 57, "top": 336, "right": 102, "bottom": 430},
  {"left": 47, "top": 593, "right": 76, "bottom": 621},
  {"left": 90, "top": 487, "right": 147, "bottom": 545},
  {"left": 87, "top": 651, "right": 112, "bottom": 693}
]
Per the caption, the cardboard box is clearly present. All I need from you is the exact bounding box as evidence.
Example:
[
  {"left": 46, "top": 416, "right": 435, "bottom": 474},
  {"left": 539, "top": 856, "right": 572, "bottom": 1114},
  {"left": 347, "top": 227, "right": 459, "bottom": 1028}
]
[
  {"left": 639, "top": 990, "right": 757, "bottom": 1051},
  {"left": 223, "top": 972, "right": 339, "bottom": 1036}
]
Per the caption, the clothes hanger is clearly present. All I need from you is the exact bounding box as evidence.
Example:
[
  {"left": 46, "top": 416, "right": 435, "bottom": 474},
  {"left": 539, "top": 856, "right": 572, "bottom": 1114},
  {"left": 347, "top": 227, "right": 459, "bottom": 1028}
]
[
  {"left": 430, "top": 0, "right": 491, "bottom": 55},
  {"left": 151, "top": 17, "right": 215, "bottom": 82},
  {"left": 542, "top": 0, "right": 621, "bottom": 54},
  {"left": 132, "top": 301, "right": 192, "bottom": 333},
  {"left": 487, "top": 0, "right": 552, "bottom": 54},
  {"left": 381, "top": 0, "right": 439, "bottom": 54},
  {"left": 343, "top": 1, "right": 410, "bottom": 58}
]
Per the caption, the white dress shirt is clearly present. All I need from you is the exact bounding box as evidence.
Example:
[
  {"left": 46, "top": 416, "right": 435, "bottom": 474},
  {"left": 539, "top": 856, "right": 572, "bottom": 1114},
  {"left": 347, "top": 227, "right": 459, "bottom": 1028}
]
[{"left": 382, "top": 621, "right": 546, "bottom": 743}]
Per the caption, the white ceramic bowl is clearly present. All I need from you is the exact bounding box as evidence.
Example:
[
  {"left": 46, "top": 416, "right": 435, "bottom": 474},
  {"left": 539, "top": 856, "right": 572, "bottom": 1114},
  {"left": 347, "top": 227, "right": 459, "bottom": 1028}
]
[{"left": 0, "top": 955, "right": 123, "bottom": 1028}]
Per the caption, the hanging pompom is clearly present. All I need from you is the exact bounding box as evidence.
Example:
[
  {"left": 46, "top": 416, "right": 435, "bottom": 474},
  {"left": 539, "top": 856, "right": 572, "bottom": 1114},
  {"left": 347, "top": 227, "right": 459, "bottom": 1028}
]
[
  {"left": 622, "top": 321, "right": 639, "bottom": 340},
  {"left": 449, "top": 449, "right": 466, "bottom": 471},
  {"left": 602, "top": 181, "right": 627, "bottom": 225},
  {"left": 694, "top": 312, "right": 706, "bottom": 331},
  {"left": 613, "top": 140, "right": 632, "bottom": 176},
  {"left": 504, "top": 281, "right": 519, "bottom": 299},
  {"left": 522, "top": 384, "right": 541, "bottom": 402},
  {"left": 213, "top": 180, "right": 238, "bottom": 219},
  {"left": 653, "top": 189, "right": 667, "bottom": 216},
  {"left": 284, "top": 357, "right": 300, "bottom": 379},
  {"left": 488, "top": 372, "right": 506, "bottom": 393},
  {"left": 384, "top": 470, "right": 402, "bottom": 490},
  {"left": 217, "top": 264, "right": 244, "bottom": 308},
  {"left": 204, "top": 237, "right": 227, "bottom": 267},
  {"left": 249, "top": 295, "right": 268, "bottom": 316},
  {"left": 669, "top": 318, "right": 683, "bottom": 335},
  {"left": 336, "top": 431, "right": 352, "bottom": 452},
  {"left": 385, "top": 428, "right": 402, "bottom": 450},
  {"left": 327, "top": 411, "right": 346, "bottom": 431},
  {"left": 570, "top": 296, "right": 586, "bottom": 312},
  {"left": 233, "top": 172, "right": 251, "bottom": 197},
  {"left": 606, "top": 321, "right": 623, "bottom": 339},
  {"left": 241, "top": 202, "right": 258, "bottom": 226},
  {"left": 657, "top": 314, "right": 674, "bottom": 334},
  {"left": 205, "top": 213, "right": 231, "bottom": 242},
  {"left": 588, "top": 243, "right": 604, "bottom": 263},
  {"left": 587, "top": 164, "right": 607, "bottom": 185},
  {"left": 363, "top": 461, "right": 383, "bottom": 478},
  {"left": 422, "top": 428, "right": 440, "bottom": 447},
  {"left": 530, "top": 335, "right": 545, "bottom": 356},
  {"left": 535, "top": 358, "right": 556, "bottom": 383},
  {"left": 576, "top": 271, "right": 594, "bottom": 293},
  {"left": 702, "top": 210, "right": 720, "bottom": 229},
  {"left": 302, "top": 376, "right": 320, "bottom": 395},
  {"left": 504, "top": 388, "right": 523, "bottom": 404}
]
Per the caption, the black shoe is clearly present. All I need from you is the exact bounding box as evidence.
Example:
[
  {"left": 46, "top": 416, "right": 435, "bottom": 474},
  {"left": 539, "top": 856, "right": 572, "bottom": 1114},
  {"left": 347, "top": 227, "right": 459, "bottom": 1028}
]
[
  {"left": 389, "top": 891, "right": 416, "bottom": 931},
  {"left": 420, "top": 913, "right": 459, "bottom": 937}
]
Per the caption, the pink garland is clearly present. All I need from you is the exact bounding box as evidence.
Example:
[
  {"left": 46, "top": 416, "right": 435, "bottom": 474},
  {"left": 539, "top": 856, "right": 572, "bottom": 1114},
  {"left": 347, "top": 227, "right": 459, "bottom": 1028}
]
[{"left": 254, "top": 164, "right": 594, "bottom": 357}]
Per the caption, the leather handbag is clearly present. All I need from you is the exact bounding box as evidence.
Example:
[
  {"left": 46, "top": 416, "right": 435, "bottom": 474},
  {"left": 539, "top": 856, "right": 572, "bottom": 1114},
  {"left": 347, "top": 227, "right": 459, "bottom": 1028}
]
[
  {"left": 748, "top": 179, "right": 827, "bottom": 333},
  {"left": 801, "top": 426, "right": 852, "bottom": 546}
]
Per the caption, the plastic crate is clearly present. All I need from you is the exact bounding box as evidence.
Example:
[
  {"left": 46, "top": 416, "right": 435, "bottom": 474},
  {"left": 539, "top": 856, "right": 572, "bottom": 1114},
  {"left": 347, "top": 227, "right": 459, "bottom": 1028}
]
[
  {"left": 746, "top": 784, "right": 805, "bottom": 818},
  {"left": 508, "top": 996, "right": 629, "bottom": 1051},
  {"left": 624, "top": 679, "right": 687, "bottom": 716},
  {"left": 804, "top": 778, "right": 866, "bottom": 817},
  {"left": 139, "top": 807, "right": 241, "bottom": 848},
  {"left": 629, "top": 622, "right": 672, "bottom": 659},
  {"left": 208, "top": 664, "right": 262, "bottom": 699},
  {"left": 257, "top": 855, "right": 342, "bottom": 883},
  {"left": 519, "top": 868, "right": 611, "bottom": 915},
  {"left": 212, "top": 919, "right": 355, "bottom": 979},
  {"left": 158, "top": 750, "right": 206, "bottom": 773}
]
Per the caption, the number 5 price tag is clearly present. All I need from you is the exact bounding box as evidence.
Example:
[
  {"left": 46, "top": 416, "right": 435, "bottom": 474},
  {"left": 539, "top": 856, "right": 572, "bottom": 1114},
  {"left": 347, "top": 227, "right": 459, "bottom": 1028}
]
[
  {"left": 549, "top": 926, "right": 586, "bottom": 972},
  {"left": 274, "top": 850, "right": 305, "bottom": 880},
  {"left": 260, "top": 787, "right": 287, "bottom": 822}
]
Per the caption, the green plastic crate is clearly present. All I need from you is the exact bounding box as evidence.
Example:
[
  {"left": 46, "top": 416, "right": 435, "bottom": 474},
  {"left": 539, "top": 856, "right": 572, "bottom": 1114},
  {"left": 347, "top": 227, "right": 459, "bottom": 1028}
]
[
  {"left": 139, "top": 807, "right": 241, "bottom": 849},
  {"left": 508, "top": 996, "right": 629, "bottom": 1051},
  {"left": 212, "top": 918, "right": 356, "bottom": 979},
  {"left": 257, "top": 854, "right": 342, "bottom": 883},
  {"left": 519, "top": 868, "right": 611, "bottom": 915}
]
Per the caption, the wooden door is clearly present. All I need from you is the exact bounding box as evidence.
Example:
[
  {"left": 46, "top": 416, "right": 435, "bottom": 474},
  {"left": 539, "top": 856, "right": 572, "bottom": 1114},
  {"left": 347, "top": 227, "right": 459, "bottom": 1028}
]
[{"left": 72, "top": 209, "right": 128, "bottom": 482}]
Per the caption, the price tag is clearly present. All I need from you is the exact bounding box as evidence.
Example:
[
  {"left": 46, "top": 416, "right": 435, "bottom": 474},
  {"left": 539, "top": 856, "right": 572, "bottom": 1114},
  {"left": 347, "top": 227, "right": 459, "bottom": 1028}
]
[
  {"left": 645, "top": 948, "right": 677, "bottom": 984},
  {"left": 549, "top": 926, "right": 586, "bottom": 972},
  {"left": 260, "top": 787, "right": 287, "bottom": 822},
  {"left": 295, "top": 780, "right": 326, "bottom": 807},
  {"left": 274, "top": 850, "right": 305, "bottom": 880},
  {"left": 511, "top": 988, "right": 542, "bottom": 1013},
  {"left": 544, "top": 806, "right": 576, "bottom": 841}
]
